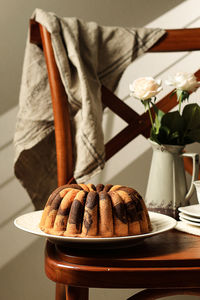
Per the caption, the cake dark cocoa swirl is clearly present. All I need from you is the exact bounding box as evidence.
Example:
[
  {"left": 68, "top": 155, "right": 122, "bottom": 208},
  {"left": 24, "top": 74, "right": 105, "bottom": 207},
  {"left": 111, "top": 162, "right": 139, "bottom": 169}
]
[{"left": 39, "top": 184, "right": 151, "bottom": 237}]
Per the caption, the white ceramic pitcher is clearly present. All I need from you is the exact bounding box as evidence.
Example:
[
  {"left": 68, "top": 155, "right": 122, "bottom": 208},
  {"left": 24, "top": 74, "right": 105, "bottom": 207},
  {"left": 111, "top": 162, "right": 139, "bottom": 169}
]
[{"left": 145, "top": 140, "right": 199, "bottom": 219}]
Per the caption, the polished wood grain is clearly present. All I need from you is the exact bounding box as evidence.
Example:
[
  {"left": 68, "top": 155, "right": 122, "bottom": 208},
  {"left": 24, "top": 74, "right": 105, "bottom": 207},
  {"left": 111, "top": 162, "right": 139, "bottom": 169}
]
[
  {"left": 149, "top": 28, "right": 200, "bottom": 52},
  {"left": 38, "top": 24, "right": 74, "bottom": 186},
  {"left": 65, "top": 286, "right": 88, "bottom": 300},
  {"left": 45, "top": 230, "right": 200, "bottom": 289},
  {"left": 56, "top": 283, "right": 65, "bottom": 300}
]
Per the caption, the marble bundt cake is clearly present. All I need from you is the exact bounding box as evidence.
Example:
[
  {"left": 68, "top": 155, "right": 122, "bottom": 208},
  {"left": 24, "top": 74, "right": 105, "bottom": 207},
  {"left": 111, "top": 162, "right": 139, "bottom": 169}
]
[{"left": 39, "top": 184, "right": 152, "bottom": 237}]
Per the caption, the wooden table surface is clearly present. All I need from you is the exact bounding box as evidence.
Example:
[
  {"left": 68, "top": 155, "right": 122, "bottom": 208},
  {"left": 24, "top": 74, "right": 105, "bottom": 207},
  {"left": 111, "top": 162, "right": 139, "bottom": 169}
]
[{"left": 45, "top": 229, "right": 200, "bottom": 289}]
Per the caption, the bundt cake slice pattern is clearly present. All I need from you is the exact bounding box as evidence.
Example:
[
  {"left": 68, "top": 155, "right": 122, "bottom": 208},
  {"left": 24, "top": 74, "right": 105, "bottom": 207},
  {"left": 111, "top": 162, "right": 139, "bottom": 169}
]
[
  {"left": 98, "top": 191, "right": 114, "bottom": 237},
  {"left": 39, "top": 185, "right": 65, "bottom": 230},
  {"left": 39, "top": 184, "right": 152, "bottom": 237},
  {"left": 64, "top": 190, "right": 87, "bottom": 236},
  {"left": 108, "top": 191, "right": 129, "bottom": 236},
  {"left": 112, "top": 186, "right": 152, "bottom": 233},
  {"left": 81, "top": 191, "right": 99, "bottom": 237},
  {"left": 50, "top": 188, "right": 80, "bottom": 235},
  {"left": 114, "top": 189, "right": 141, "bottom": 235},
  {"left": 39, "top": 184, "right": 82, "bottom": 235}
]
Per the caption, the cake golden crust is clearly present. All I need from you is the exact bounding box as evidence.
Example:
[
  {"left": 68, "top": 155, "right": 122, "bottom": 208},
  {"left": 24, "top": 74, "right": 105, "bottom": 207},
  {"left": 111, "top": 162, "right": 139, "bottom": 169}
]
[{"left": 40, "top": 184, "right": 152, "bottom": 237}]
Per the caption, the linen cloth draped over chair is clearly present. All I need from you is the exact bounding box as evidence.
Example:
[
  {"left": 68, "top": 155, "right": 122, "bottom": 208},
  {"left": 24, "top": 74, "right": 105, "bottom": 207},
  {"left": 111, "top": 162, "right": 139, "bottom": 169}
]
[
  {"left": 14, "top": 8, "right": 200, "bottom": 300},
  {"left": 14, "top": 8, "right": 165, "bottom": 209}
]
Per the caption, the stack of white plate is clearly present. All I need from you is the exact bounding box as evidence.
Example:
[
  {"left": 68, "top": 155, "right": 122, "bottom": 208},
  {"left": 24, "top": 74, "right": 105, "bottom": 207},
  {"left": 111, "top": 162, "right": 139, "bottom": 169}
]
[{"left": 178, "top": 204, "right": 200, "bottom": 226}]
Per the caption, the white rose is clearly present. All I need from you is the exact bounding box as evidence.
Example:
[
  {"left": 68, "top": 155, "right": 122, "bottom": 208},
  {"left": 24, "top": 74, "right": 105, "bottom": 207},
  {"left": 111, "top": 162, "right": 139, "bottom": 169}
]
[
  {"left": 129, "top": 77, "right": 162, "bottom": 100},
  {"left": 165, "top": 72, "right": 200, "bottom": 92}
]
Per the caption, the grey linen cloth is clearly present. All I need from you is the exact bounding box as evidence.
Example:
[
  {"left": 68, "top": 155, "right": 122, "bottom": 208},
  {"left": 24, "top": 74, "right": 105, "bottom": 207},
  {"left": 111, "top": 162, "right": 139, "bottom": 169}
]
[{"left": 14, "top": 8, "right": 165, "bottom": 209}]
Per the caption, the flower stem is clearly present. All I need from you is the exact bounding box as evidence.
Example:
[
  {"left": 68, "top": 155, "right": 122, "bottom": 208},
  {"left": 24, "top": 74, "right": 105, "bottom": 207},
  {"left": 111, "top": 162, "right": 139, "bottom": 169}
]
[
  {"left": 177, "top": 90, "right": 182, "bottom": 113},
  {"left": 178, "top": 96, "right": 182, "bottom": 113},
  {"left": 147, "top": 101, "right": 154, "bottom": 127}
]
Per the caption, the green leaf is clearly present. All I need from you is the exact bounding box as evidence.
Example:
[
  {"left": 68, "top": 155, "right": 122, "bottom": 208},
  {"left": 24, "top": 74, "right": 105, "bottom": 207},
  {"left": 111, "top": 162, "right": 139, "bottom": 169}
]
[
  {"left": 182, "top": 103, "right": 200, "bottom": 143},
  {"left": 170, "top": 131, "right": 180, "bottom": 140},
  {"left": 161, "top": 111, "right": 184, "bottom": 132},
  {"left": 149, "top": 101, "right": 200, "bottom": 146},
  {"left": 185, "top": 129, "right": 200, "bottom": 143},
  {"left": 150, "top": 125, "right": 170, "bottom": 145},
  {"left": 176, "top": 89, "right": 189, "bottom": 103},
  {"left": 153, "top": 111, "right": 184, "bottom": 145},
  {"left": 181, "top": 90, "right": 190, "bottom": 102},
  {"left": 152, "top": 103, "right": 165, "bottom": 134},
  {"left": 182, "top": 103, "right": 200, "bottom": 129},
  {"left": 141, "top": 99, "right": 151, "bottom": 111}
]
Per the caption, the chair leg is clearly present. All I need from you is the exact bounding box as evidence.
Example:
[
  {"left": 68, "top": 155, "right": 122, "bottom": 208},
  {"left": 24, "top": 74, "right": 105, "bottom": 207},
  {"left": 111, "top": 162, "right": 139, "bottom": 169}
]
[
  {"left": 66, "top": 286, "right": 89, "bottom": 300},
  {"left": 56, "top": 283, "right": 66, "bottom": 300},
  {"left": 127, "top": 288, "right": 200, "bottom": 300}
]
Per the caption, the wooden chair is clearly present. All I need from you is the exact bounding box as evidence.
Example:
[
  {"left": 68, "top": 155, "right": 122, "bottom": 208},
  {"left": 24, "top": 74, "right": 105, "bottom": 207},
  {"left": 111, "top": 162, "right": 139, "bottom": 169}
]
[{"left": 30, "top": 20, "right": 200, "bottom": 300}]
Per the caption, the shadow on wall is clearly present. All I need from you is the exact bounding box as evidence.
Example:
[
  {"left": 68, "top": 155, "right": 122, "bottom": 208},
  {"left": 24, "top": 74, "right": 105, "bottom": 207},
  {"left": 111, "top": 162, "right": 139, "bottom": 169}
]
[
  {"left": 0, "top": 238, "right": 55, "bottom": 300},
  {"left": 1, "top": 0, "right": 184, "bottom": 115}
]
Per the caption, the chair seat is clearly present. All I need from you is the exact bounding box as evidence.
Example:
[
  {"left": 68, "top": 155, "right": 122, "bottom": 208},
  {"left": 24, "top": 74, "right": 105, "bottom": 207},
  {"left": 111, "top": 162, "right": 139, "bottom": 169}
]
[{"left": 45, "top": 229, "right": 200, "bottom": 290}]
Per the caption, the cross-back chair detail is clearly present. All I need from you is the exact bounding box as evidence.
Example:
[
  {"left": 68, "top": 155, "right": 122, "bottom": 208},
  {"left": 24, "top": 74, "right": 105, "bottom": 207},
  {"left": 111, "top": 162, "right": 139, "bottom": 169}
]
[
  {"left": 30, "top": 19, "right": 200, "bottom": 187},
  {"left": 29, "top": 20, "right": 200, "bottom": 300}
]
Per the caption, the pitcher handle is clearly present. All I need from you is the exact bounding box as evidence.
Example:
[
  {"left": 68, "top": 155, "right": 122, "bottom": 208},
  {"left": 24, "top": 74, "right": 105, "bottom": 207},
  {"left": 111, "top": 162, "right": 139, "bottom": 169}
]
[{"left": 182, "top": 153, "right": 199, "bottom": 202}]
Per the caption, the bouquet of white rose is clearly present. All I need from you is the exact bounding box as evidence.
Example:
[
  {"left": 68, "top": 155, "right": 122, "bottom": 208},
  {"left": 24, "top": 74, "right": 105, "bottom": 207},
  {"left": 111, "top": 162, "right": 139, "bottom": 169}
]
[{"left": 129, "top": 72, "right": 200, "bottom": 145}]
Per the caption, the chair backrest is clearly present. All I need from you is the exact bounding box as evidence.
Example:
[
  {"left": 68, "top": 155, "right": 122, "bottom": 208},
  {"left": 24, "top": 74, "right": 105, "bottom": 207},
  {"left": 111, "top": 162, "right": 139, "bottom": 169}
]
[{"left": 30, "top": 20, "right": 200, "bottom": 186}]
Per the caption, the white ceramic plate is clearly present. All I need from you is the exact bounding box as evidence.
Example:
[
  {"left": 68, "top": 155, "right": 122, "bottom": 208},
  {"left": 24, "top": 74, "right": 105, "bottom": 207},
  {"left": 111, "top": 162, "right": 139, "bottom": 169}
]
[
  {"left": 178, "top": 204, "right": 200, "bottom": 218},
  {"left": 14, "top": 211, "right": 176, "bottom": 247},
  {"left": 179, "top": 216, "right": 200, "bottom": 227},
  {"left": 179, "top": 212, "right": 200, "bottom": 223}
]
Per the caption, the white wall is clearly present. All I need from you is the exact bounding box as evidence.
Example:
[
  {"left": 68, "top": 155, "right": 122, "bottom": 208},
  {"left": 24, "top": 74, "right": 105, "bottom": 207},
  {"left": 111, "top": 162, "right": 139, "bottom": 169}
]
[
  {"left": 0, "top": 0, "right": 183, "bottom": 115},
  {"left": 1, "top": 0, "right": 200, "bottom": 299}
]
